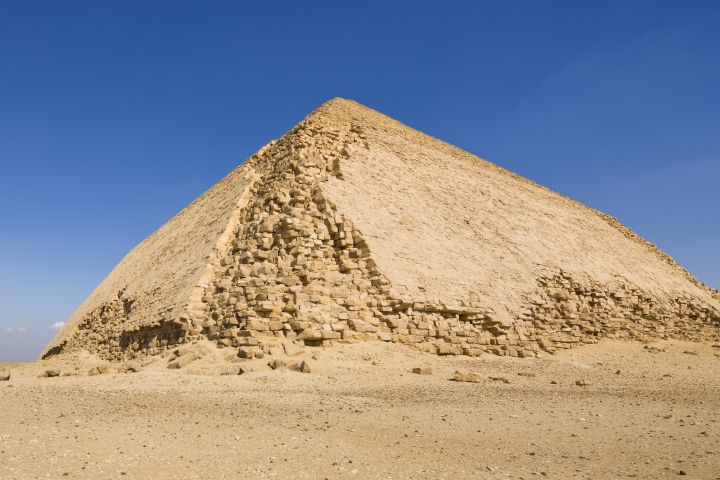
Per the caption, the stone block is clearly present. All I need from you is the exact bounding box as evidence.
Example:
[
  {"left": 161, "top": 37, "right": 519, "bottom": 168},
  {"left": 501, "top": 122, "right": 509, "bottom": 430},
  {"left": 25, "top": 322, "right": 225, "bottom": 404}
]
[
  {"left": 236, "top": 337, "right": 259, "bottom": 346},
  {"left": 283, "top": 342, "right": 305, "bottom": 357},
  {"left": 125, "top": 361, "right": 142, "bottom": 373},
  {"left": 289, "top": 320, "right": 310, "bottom": 331},
  {"left": 168, "top": 352, "right": 197, "bottom": 369},
  {"left": 246, "top": 319, "right": 269, "bottom": 331},
  {"left": 267, "top": 359, "right": 286, "bottom": 370},
  {"left": 298, "top": 360, "right": 311, "bottom": 373},
  {"left": 298, "top": 329, "right": 323, "bottom": 341},
  {"left": 321, "top": 330, "right": 341, "bottom": 340},
  {"left": 237, "top": 347, "right": 255, "bottom": 359},
  {"left": 268, "top": 320, "right": 284, "bottom": 331},
  {"left": 450, "top": 371, "right": 481, "bottom": 383}
]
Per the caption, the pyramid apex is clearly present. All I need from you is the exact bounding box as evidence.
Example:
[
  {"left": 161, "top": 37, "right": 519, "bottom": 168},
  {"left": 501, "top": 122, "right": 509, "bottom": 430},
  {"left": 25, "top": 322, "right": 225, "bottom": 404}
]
[
  {"left": 308, "top": 97, "right": 376, "bottom": 118},
  {"left": 320, "top": 96, "right": 353, "bottom": 105},
  {"left": 298, "top": 97, "right": 403, "bottom": 134}
]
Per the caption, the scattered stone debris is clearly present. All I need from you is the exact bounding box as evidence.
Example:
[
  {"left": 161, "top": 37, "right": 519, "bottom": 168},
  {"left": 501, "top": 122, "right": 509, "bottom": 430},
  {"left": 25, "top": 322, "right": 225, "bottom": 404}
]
[
  {"left": 44, "top": 369, "right": 61, "bottom": 378},
  {"left": 267, "top": 346, "right": 283, "bottom": 357},
  {"left": 517, "top": 372, "right": 536, "bottom": 377},
  {"left": 682, "top": 350, "right": 698, "bottom": 356},
  {"left": 125, "top": 362, "right": 142, "bottom": 373},
  {"left": 268, "top": 359, "right": 287, "bottom": 370},
  {"left": 575, "top": 379, "right": 591, "bottom": 387},
  {"left": 168, "top": 352, "right": 196, "bottom": 369},
  {"left": 0, "top": 371, "right": 10, "bottom": 381},
  {"left": 289, "top": 361, "right": 312, "bottom": 373},
  {"left": 237, "top": 347, "right": 255, "bottom": 359},
  {"left": 412, "top": 366, "right": 432, "bottom": 375},
  {"left": 141, "top": 357, "right": 157, "bottom": 367},
  {"left": 644, "top": 345, "right": 666, "bottom": 354},
  {"left": 450, "top": 371, "right": 481, "bottom": 383},
  {"left": 283, "top": 342, "right": 305, "bottom": 357},
  {"left": 489, "top": 376, "right": 510, "bottom": 384}
]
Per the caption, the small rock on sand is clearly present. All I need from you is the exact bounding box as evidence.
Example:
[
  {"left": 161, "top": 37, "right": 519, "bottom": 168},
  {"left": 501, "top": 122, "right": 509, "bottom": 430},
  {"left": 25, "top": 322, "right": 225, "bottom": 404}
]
[
  {"left": 489, "top": 376, "right": 510, "bottom": 384},
  {"left": 288, "top": 361, "right": 311, "bottom": 373},
  {"left": 125, "top": 362, "right": 142, "bottom": 373},
  {"left": 298, "top": 361, "right": 311, "bottom": 373},
  {"left": 268, "top": 359, "right": 286, "bottom": 370},
  {"left": 451, "top": 371, "right": 481, "bottom": 383},
  {"left": 237, "top": 347, "right": 255, "bottom": 359},
  {"left": 168, "top": 352, "right": 196, "bottom": 369},
  {"left": 412, "top": 366, "right": 432, "bottom": 375},
  {"left": 283, "top": 342, "right": 305, "bottom": 357}
]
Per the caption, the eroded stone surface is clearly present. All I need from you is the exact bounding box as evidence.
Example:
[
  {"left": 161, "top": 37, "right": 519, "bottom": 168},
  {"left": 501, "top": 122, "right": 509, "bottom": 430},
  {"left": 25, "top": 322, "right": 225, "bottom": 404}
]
[{"left": 42, "top": 99, "right": 720, "bottom": 362}]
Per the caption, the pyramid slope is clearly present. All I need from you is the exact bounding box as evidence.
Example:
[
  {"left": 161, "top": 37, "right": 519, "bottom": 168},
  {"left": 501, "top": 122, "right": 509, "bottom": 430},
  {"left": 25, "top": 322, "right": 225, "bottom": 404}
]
[
  {"left": 42, "top": 162, "right": 258, "bottom": 358},
  {"left": 320, "top": 100, "right": 717, "bottom": 314},
  {"left": 43, "top": 98, "right": 720, "bottom": 361}
]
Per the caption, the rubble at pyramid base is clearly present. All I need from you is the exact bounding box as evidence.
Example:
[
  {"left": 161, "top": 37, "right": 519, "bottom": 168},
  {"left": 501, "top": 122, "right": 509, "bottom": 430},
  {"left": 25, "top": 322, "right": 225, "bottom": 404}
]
[{"left": 42, "top": 99, "right": 720, "bottom": 362}]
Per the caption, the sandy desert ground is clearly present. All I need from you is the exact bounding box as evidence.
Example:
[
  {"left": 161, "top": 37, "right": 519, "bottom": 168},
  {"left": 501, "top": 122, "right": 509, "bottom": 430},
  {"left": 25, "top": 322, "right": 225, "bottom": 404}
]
[{"left": 2, "top": 340, "right": 720, "bottom": 480}]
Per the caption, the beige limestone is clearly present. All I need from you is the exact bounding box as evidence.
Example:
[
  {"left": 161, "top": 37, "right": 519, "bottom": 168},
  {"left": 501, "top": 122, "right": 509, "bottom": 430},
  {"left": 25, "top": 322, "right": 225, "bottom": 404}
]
[
  {"left": 42, "top": 98, "right": 720, "bottom": 362},
  {"left": 451, "top": 371, "right": 482, "bottom": 383}
]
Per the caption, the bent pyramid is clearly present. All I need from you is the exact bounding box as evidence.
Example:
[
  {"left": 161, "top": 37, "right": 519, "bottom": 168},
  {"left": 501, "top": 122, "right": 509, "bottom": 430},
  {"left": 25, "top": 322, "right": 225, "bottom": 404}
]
[{"left": 43, "top": 98, "right": 720, "bottom": 360}]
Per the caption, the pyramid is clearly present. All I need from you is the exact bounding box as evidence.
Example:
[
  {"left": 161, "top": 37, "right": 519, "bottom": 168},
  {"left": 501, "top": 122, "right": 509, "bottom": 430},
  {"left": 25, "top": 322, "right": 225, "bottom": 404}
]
[{"left": 42, "top": 98, "right": 720, "bottom": 361}]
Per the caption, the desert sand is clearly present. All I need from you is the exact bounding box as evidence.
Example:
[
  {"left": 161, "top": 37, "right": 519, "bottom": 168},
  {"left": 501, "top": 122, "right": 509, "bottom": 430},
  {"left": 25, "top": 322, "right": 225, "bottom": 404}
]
[{"left": 3, "top": 339, "right": 720, "bottom": 479}]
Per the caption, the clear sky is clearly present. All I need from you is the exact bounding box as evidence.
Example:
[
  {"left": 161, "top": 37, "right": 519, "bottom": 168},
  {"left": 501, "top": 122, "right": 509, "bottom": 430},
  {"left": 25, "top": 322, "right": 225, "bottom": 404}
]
[{"left": 1, "top": 1, "right": 718, "bottom": 361}]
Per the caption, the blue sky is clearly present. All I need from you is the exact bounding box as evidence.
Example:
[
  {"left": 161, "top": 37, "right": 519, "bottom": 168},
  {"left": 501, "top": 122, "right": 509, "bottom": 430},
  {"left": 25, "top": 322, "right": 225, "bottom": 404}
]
[{"left": 1, "top": 1, "right": 718, "bottom": 361}]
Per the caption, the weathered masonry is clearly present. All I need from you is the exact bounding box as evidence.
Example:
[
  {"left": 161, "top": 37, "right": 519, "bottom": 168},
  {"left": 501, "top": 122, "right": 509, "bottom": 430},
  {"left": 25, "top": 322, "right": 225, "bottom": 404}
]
[{"left": 43, "top": 99, "right": 720, "bottom": 361}]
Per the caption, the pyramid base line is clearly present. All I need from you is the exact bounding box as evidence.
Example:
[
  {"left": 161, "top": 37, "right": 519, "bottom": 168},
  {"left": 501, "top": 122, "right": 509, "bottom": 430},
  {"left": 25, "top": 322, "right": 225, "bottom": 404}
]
[
  {"left": 43, "top": 267, "right": 720, "bottom": 362},
  {"left": 43, "top": 107, "right": 720, "bottom": 361}
]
